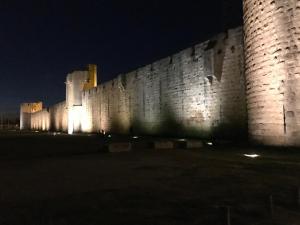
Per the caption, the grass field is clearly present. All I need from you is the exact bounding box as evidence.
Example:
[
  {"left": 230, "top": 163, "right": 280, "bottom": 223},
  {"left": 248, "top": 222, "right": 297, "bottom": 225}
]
[{"left": 0, "top": 131, "right": 300, "bottom": 225}]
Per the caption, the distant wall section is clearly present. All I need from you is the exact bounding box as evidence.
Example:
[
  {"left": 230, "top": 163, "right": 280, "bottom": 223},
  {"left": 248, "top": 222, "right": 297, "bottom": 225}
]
[
  {"left": 20, "top": 102, "right": 43, "bottom": 130},
  {"left": 31, "top": 108, "right": 50, "bottom": 131},
  {"left": 27, "top": 101, "right": 67, "bottom": 132}
]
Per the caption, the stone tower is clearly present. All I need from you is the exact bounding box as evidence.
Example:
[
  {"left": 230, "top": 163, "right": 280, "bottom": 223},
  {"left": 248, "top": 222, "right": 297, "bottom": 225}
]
[
  {"left": 20, "top": 102, "right": 43, "bottom": 130},
  {"left": 65, "top": 65, "right": 97, "bottom": 134},
  {"left": 243, "top": 0, "right": 300, "bottom": 145}
]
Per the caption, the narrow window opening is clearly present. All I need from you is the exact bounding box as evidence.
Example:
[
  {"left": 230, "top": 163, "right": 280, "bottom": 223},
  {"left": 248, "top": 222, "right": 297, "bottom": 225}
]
[{"left": 283, "top": 105, "right": 287, "bottom": 134}]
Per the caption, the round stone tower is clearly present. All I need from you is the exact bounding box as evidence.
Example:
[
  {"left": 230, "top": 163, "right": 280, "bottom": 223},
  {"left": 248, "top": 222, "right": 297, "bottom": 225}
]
[{"left": 243, "top": 0, "right": 300, "bottom": 146}]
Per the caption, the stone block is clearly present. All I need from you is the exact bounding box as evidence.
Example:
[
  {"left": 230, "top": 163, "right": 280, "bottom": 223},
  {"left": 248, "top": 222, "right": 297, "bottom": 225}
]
[
  {"left": 154, "top": 141, "right": 175, "bottom": 150},
  {"left": 186, "top": 140, "right": 204, "bottom": 149},
  {"left": 108, "top": 142, "right": 132, "bottom": 153}
]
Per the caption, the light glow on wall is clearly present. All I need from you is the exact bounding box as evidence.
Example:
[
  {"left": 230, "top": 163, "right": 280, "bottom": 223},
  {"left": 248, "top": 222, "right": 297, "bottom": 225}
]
[
  {"left": 68, "top": 109, "right": 74, "bottom": 135},
  {"left": 81, "top": 101, "right": 93, "bottom": 133},
  {"left": 68, "top": 106, "right": 84, "bottom": 135}
]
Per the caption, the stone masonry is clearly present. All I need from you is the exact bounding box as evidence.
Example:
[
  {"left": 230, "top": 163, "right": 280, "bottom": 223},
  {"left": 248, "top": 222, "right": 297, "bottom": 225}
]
[
  {"left": 243, "top": 0, "right": 300, "bottom": 145},
  {"left": 81, "top": 27, "right": 247, "bottom": 138},
  {"left": 22, "top": 27, "right": 247, "bottom": 140}
]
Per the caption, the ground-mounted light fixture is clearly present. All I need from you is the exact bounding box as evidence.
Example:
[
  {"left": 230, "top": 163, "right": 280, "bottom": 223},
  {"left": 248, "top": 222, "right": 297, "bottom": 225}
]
[{"left": 243, "top": 154, "right": 260, "bottom": 158}]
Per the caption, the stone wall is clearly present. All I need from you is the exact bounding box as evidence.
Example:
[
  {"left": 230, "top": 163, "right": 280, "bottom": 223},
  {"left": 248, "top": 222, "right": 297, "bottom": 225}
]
[
  {"left": 243, "top": 0, "right": 300, "bottom": 145},
  {"left": 20, "top": 2, "right": 300, "bottom": 146},
  {"left": 23, "top": 27, "right": 247, "bottom": 139},
  {"left": 20, "top": 102, "right": 43, "bottom": 130},
  {"left": 30, "top": 101, "right": 67, "bottom": 132},
  {"left": 81, "top": 27, "right": 247, "bottom": 139},
  {"left": 31, "top": 108, "right": 50, "bottom": 131},
  {"left": 50, "top": 101, "right": 68, "bottom": 132},
  {"left": 20, "top": 112, "right": 31, "bottom": 130}
]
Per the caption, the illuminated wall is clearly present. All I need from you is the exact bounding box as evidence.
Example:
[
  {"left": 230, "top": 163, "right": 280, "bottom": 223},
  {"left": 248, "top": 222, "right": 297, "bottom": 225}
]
[
  {"left": 81, "top": 27, "right": 247, "bottom": 138},
  {"left": 243, "top": 0, "right": 300, "bottom": 145},
  {"left": 66, "top": 70, "right": 89, "bottom": 134},
  {"left": 23, "top": 101, "right": 67, "bottom": 132},
  {"left": 19, "top": 2, "right": 300, "bottom": 146},
  {"left": 20, "top": 102, "right": 43, "bottom": 130},
  {"left": 49, "top": 101, "right": 68, "bottom": 132},
  {"left": 31, "top": 108, "right": 50, "bottom": 131},
  {"left": 21, "top": 28, "right": 247, "bottom": 139}
]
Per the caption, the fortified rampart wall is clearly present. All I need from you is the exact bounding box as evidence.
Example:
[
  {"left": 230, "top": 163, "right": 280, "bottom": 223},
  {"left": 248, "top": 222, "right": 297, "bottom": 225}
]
[
  {"left": 21, "top": 27, "right": 247, "bottom": 139},
  {"left": 50, "top": 101, "right": 68, "bottom": 132},
  {"left": 81, "top": 27, "right": 247, "bottom": 138},
  {"left": 20, "top": 102, "right": 43, "bottom": 130},
  {"left": 20, "top": 0, "right": 300, "bottom": 147},
  {"left": 30, "top": 101, "right": 67, "bottom": 132},
  {"left": 31, "top": 108, "right": 50, "bottom": 131}
]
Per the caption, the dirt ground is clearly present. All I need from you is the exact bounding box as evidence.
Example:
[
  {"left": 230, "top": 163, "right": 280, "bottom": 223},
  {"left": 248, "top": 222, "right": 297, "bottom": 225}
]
[{"left": 0, "top": 131, "right": 300, "bottom": 225}]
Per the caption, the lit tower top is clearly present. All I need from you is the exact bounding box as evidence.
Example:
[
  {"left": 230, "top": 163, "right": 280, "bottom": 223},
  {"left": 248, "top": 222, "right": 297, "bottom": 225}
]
[
  {"left": 83, "top": 64, "right": 98, "bottom": 91},
  {"left": 66, "top": 64, "right": 98, "bottom": 108}
]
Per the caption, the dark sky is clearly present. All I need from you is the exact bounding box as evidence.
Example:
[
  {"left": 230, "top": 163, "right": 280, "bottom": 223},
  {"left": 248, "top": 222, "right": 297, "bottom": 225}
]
[{"left": 0, "top": 0, "right": 243, "bottom": 116}]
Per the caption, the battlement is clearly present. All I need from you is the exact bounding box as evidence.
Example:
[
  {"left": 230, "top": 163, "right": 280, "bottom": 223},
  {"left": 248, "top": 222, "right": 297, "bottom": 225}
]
[{"left": 20, "top": 102, "right": 43, "bottom": 114}]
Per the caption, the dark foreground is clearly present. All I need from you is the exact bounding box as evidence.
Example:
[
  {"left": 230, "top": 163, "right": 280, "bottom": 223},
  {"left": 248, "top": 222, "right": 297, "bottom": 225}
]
[{"left": 0, "top": 131, "right": 300, "bottom": 225}]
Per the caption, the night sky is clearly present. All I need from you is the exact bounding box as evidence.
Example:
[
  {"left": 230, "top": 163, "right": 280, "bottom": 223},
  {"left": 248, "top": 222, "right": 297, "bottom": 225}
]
[{"left": 0, "top": 0, "right": 243, "bottom": 117}]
